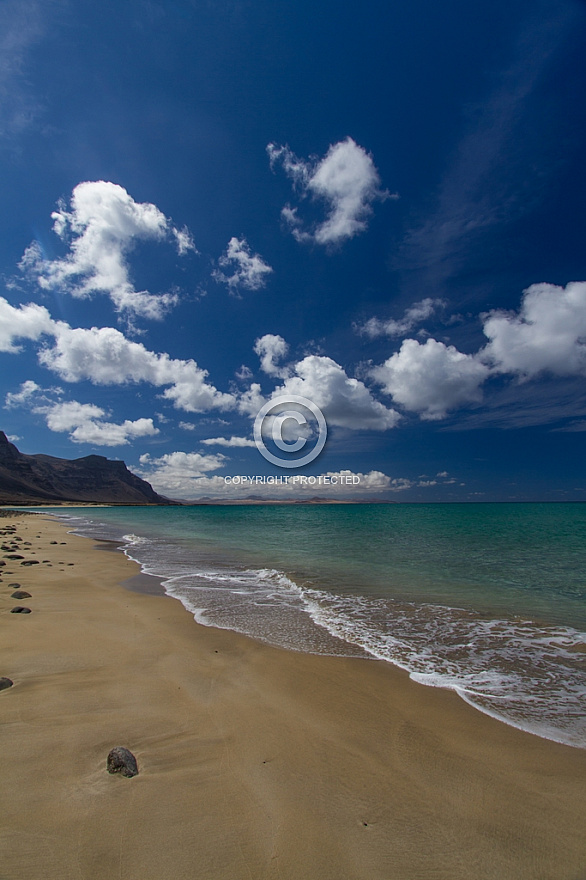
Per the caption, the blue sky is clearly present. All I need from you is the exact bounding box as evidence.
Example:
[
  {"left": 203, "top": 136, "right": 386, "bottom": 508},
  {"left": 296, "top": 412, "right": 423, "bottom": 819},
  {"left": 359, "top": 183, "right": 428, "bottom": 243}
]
[{"left": 1, "top": 0, "right": 586, "bottom": 500}]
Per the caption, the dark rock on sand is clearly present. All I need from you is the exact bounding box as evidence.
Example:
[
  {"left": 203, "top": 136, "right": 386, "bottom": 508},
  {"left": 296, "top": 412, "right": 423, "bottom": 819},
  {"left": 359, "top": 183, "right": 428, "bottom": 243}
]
[
  {"left": 7, "top": 583, "right": 20, "bottom": 588},
  {"left": 0, "top": 677, "right": 13, "bottom": 690},
  {"left": 107, "top": 747, "right": 139, "bottom": 777},
  {"left": 10, "top": 606, "right": 31, "bottom": 613},
  {"left": 11, "top": 590, "right": 31, "bottom": 599},
  {"left": 21, "top": 560, "right": 39, "bottom": 566},
  {"left": 4, "top": 554, "right": 24, "bottom": 560}
]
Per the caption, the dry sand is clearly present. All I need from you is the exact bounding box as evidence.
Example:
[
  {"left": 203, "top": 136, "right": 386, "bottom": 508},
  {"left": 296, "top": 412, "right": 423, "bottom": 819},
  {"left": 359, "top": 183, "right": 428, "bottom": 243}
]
[{"left": 0, "top": 511, "right": 585, "bottom": 880}]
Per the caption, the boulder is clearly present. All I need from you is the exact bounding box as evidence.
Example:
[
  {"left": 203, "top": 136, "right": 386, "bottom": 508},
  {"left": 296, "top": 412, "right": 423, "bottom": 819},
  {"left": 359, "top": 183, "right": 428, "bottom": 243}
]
[
  {"left": 11, "top": 590, "right": 31, "bottom": 599},
  {"left": 10, "top": 607, "right": 31, "bottom": 614},
  {"left": 0, "top": 677, "right": 13, "bottom": 691},
  {"left": 107, "top": 747, "right": 139, "bottom": 778}
]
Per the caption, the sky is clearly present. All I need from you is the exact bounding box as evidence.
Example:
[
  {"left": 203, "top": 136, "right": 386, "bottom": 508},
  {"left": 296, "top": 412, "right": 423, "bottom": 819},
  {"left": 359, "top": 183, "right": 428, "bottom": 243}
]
[{"left": 1, "top": 0, "right": 586, "bottom": 501}]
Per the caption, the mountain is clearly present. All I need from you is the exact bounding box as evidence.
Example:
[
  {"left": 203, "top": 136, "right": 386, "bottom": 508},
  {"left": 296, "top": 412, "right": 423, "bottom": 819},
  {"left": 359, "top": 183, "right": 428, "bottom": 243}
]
[{"left": 0, "top": 432, "right": 173, "bottom": 505}]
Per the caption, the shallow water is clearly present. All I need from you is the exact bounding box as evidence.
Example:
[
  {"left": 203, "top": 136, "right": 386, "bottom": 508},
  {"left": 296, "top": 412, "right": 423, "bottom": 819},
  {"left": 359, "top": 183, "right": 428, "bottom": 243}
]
[{"left": 45, "top": 503, "right": 586, "bottom": 748}]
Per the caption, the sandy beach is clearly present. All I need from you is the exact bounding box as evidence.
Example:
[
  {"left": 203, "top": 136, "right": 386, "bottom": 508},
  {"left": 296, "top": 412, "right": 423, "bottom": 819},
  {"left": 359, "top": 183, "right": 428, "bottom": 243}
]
[{"left": 0, "top": 511, "right": 585, "bottom": 880}]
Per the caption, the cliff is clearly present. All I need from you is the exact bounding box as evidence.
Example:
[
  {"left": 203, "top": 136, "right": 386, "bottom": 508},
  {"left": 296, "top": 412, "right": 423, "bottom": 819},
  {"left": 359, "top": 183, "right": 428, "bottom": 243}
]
[{"left": 0, "top": 432, "right": 172, "bottom": 505}]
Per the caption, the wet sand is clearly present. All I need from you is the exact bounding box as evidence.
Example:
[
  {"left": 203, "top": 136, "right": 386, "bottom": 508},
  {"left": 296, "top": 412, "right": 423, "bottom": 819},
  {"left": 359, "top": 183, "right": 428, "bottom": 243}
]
[{"left": 1, "top": 511, "right": 585, "bottom": 879}]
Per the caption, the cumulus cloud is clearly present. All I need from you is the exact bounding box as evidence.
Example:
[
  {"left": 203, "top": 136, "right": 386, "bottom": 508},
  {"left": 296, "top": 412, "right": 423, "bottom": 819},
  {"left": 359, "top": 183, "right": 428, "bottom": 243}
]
[
  {"left": 254, "top": 334, "right": 291, "bottom": 378},
  {"left": 201, "top": 436, "right": 256, "bottom": 447},
  {"left": 20, "top": 181, "right": 194, "bottom": 320},
  {"left": 4, "top": 381, "right": 159, "bottom": 446},
  {"left": 371, "top": 338, "right": 489, "bottom": 420},
  {"left": 273, "top": 354, "right": 401, "bottom": 430},
  {"left": 133, "top": 461, "right": 414, "bottom": 501},
  {"left": 367, "top": 280, "right": 586, "bottom": 421},
  {"left": 137, "top": 450, "right": 227, "bottom": 498},
  {"left": 4, "top": 379, "right": 43, "bottom": 407},
  {"left": 39, "top": 323, "right": 235, "bottom": 413},
  {"left": 0, "top": 297, "right": 54, "bottom": 352},
  {"left": 358, "top": 298, "right": 445, "bottom": 338},
  {"left": 481, "top": 281, "right": 586, "bottom": 378},
  {"left": 213, "top": 237, "right": 273, "bottom": 292},
  {"left": 268, "top": 137, "right": 392, "bottom": 246},
  {"left": 237, "top": 382, "right": 267, "bottom": 418}
]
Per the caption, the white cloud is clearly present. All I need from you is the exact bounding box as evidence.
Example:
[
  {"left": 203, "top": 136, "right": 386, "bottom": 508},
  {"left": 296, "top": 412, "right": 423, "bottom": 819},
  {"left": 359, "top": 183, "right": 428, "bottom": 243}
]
[
  {"left": 21, "top": 181, "right": 194, "bottom": 320},
  {"left": 39, "top": 323, "right": 235, "bottom": 413},
  {"left": 137, "top": 450, "right": 227, "bottom": 498},
  {"left": 201, "top": 436, "right": 256, "bottom": 448},
  {"left": 237, "top": 382, "right": 267, "bottom": 417},
  {"left": 4, "top": 381, "right": 159, "bottom": 446},
  {"left": 274, "top": 354, "right": 400, "bottom": 430},
  {"left": 371, "top": 338, "right": 489, "bottom": 420},
  {"left": 66, "top": 417, "right": 158, "bottom": 447},
  {"left": 235, "top": 364, "right": 253, "bottom": 381},
  {"left": 42, "top": 400, "right": 104, "bottom": 432},
  {"left": 133, "top": 463, "right": 414, "bottom": 501},
  {"left": 358, "top": 298, "right": 445, "bottom": 338},
  {"left": 0, "top": 297, "right": 54, "bottom": 352},
  {"left": 213, "top": 237, "right": 273, "bottom": 292},
  {"left": 254, "top": 333, "right": 290, "bottom": 378},
  {"left": 172, "top": 226, "right": 196, "bottom": 256},
  {"left": 4, "top": 379, "right": 42, "bottom": 407},
  {"left": 481, "top": 281, "right": 586, "bottom": 378},
  {"left": 268, "top": 137, "right": 392, "bottom": 246}
]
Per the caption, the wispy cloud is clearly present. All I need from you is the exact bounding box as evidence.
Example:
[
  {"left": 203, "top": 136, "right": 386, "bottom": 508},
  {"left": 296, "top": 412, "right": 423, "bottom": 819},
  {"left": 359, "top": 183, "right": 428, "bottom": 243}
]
[
  {"left": 0, "top": 0, "right": 45, "bottom": 140},
  {"left": 397, "top": 5, "right": 580, "bottom": 292},
  {"left": 357, "top": 297, "right": 445, "bottom": 339}
]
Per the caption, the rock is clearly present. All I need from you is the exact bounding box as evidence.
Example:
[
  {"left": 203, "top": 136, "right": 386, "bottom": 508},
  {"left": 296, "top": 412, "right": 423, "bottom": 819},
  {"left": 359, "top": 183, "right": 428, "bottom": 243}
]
[
  {"left": 10, "top": 607, "right": 31, "bottom": 614},
  {"left": 50, "top": 541, "right": 58, "bottom": 544},
  {"left": 107, "top": 747, "right": 139, "bottom": 777},
  {"left": 11, "top": 590, "right": 31, "bottom": 599},
  {"left": 0, "top": 561, "right": 5, "bottom": 566},
  {"left": 3, "top": 554, "right": 23, "bottom": 560},
  {"left": 7, "top": 583, "right": 20, "bottom": 588},
  {"left": 20, "top": 560, "right": 40, "bottom": 566},
  {"left": 0, "top": 677, "right": 13, "bottom": 691}
]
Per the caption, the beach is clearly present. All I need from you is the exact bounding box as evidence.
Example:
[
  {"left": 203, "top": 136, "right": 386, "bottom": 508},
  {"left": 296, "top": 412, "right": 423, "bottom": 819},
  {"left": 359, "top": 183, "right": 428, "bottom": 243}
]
[{"left": 1, "top": 511, "right": 585, "bottom": 880}]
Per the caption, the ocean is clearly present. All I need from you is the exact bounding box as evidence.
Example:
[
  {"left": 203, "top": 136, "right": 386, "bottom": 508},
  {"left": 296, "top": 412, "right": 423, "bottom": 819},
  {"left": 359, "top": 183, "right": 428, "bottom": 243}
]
[{"left": 47, "top": 502, "right": 586, "bottom": 748}]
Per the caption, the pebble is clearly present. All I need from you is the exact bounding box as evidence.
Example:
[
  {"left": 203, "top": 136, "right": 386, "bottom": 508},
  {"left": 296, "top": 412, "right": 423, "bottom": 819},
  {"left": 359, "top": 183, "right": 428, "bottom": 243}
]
[{"left": 107, "top": 747, "right": 139, "bottom": 778}]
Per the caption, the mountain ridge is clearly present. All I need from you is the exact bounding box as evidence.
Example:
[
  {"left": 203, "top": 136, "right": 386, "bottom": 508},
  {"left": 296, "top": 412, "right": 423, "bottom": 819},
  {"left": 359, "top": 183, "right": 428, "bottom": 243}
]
[{"left": 0, "top": 432, "right": 173, "bottom": 505}]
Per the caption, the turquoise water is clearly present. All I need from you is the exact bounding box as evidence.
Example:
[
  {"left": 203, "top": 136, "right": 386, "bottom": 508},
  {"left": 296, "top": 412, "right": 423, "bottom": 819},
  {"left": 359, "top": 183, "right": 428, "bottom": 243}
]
[{"left": 48, "top": 503, "right": 586, "bottom": 748}]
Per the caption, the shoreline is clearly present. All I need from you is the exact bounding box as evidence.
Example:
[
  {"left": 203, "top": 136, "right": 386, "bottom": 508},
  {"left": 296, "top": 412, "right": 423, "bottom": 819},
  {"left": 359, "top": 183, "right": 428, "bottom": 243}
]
[{"left": 1, "top": 511, "right": 585, "bottom": 879}]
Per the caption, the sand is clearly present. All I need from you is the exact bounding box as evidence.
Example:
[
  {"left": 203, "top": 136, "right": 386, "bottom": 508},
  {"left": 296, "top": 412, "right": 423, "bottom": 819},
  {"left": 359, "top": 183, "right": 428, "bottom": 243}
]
[{"left": 0, "top": 511, "right": 585, "bottom": 880}]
